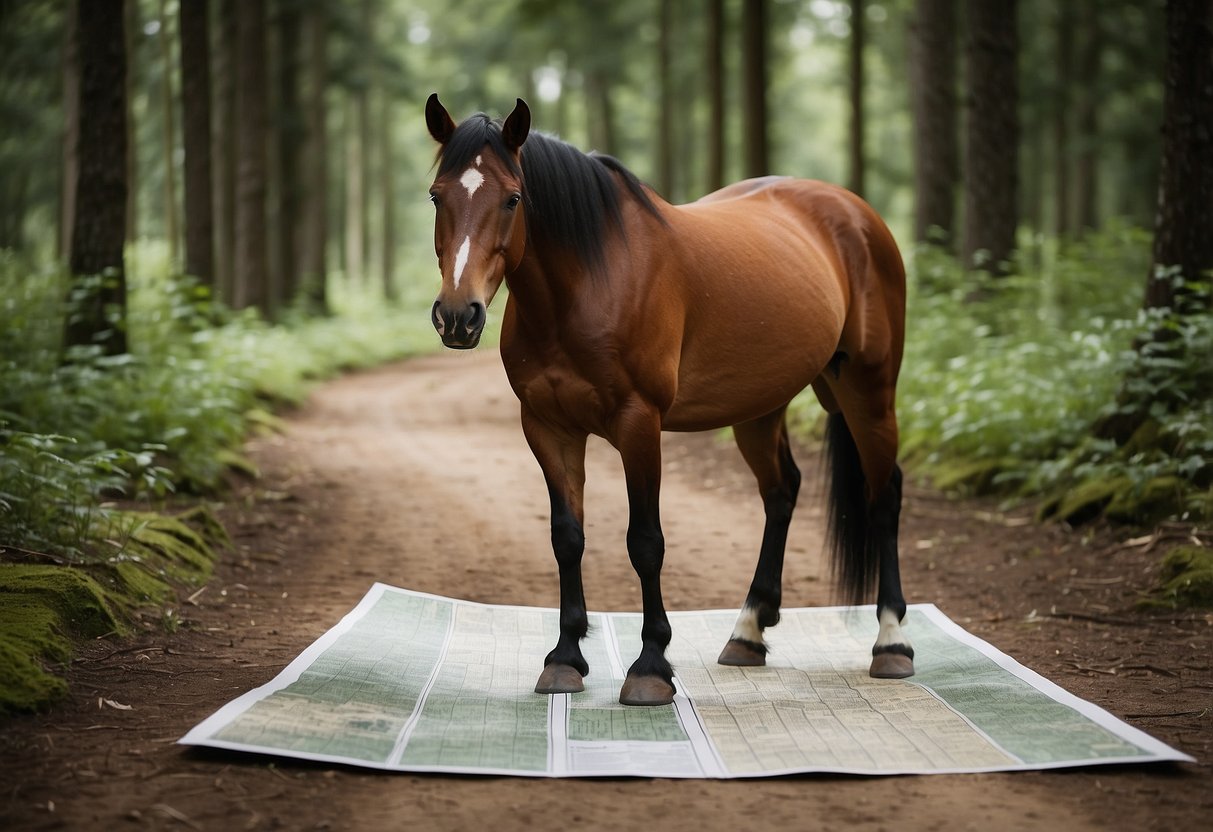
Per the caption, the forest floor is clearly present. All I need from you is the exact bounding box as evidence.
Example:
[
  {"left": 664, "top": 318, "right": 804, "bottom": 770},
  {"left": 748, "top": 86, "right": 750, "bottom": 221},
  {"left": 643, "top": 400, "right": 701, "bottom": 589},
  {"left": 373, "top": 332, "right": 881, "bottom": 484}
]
[{"left": 1, "top": 351, "right": 1210, "bottom": 831}]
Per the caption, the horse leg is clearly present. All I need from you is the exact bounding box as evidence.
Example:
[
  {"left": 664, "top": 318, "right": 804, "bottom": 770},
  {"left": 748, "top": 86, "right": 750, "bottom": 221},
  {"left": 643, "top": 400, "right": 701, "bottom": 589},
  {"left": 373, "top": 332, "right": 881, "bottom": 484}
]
[
  {"left": 521, "top": 409, "right": 591, "bottom": 694},
  {"left": 614, "top": 402, "right": 675, "bottom": 706},
  {"left": 718, "top": 409, "right": 801, "bottom": 667},
  {"left": 819, "top": 378, "right": 914, "bottom": 678}
]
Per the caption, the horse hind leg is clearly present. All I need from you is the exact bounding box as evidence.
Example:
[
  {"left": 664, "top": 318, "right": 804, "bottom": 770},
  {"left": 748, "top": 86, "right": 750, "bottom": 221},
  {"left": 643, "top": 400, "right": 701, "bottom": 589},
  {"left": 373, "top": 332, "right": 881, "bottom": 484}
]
[
  {"left": 821, "top": 397, "right": 914, "bottom": 679},
  {"left": 718, "top": 409, "right": 801, "bottom": 667}
]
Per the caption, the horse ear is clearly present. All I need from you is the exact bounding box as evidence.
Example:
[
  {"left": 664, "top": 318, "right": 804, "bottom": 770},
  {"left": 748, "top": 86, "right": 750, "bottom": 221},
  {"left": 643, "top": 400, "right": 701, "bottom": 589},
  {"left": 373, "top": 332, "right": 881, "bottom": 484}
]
[
  {"left": 425, "top": 93, "right": 455, "bottom": 145},
  {"left": 502, "top": 98, "right": 531, "bottom": 152}
]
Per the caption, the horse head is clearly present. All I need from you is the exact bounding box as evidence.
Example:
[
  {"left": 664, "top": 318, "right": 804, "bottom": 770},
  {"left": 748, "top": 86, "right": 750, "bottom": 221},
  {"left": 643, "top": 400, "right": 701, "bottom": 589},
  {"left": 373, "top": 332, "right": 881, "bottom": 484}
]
[{"left": 424, "top": 94, "right": 530, "bottom": 349}]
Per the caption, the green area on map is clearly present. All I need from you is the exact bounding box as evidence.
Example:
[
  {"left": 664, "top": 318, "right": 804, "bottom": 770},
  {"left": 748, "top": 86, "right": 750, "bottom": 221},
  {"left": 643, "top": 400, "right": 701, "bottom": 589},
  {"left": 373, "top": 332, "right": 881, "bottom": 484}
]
[
  {"left": 214, "top": 591, "right": 451, "bottom": 762},
  {"left": 845, "top": 609, "right": 1149, "bottom": 764}
]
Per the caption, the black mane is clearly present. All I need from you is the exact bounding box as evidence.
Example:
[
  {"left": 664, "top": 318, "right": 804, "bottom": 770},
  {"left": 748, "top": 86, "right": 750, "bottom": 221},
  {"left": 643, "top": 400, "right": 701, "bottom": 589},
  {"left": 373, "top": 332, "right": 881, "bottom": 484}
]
[{"left": 437, "top": 113, "right": 662, "bottom": 272}]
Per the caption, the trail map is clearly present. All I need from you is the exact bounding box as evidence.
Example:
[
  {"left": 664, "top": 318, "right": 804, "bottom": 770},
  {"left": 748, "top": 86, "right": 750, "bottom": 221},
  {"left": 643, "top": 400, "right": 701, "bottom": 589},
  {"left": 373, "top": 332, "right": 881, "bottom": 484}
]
[{"left": 180, "top": 584, "right": 1191, "bottom": 777}]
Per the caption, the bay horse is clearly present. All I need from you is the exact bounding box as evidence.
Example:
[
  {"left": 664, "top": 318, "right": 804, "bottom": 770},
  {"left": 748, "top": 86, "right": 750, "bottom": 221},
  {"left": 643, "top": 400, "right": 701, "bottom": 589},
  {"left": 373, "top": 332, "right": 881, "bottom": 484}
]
[{"left": 424, "top": 95, "right": 913, "bottom": 706}]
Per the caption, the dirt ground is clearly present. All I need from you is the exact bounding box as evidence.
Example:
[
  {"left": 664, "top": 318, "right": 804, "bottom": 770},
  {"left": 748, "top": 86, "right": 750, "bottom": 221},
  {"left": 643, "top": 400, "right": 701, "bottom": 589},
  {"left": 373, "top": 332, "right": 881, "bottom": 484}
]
[{"left": 1, "top": 351, "right": 1210, "bottom": 831}]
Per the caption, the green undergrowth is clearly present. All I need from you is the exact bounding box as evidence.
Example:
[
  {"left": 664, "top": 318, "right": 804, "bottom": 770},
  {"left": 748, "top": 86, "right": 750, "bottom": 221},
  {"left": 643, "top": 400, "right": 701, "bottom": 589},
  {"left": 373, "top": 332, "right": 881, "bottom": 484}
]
[
  {"left": 884, "top": 227, "right": 1210, "bottom": 524},
  {"left": 1, "top": 242, "right": 443, "bottom": 710}
]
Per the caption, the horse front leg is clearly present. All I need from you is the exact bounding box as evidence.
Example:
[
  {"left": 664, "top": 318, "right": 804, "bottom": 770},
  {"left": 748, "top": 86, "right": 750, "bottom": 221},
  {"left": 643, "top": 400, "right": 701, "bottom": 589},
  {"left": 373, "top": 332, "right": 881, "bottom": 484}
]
[
  {"left": 615, "top": 403, "right": 675, "bottom": 706},
  {"left": 522, "top": 410, "right": 591, "bottom": 694}
]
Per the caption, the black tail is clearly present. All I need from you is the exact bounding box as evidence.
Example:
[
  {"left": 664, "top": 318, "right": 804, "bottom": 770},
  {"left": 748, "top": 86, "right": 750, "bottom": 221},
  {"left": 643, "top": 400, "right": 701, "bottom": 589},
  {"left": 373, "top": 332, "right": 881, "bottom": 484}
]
[{"left": 823, "top": 412, "right": 878, "bottom": 606}]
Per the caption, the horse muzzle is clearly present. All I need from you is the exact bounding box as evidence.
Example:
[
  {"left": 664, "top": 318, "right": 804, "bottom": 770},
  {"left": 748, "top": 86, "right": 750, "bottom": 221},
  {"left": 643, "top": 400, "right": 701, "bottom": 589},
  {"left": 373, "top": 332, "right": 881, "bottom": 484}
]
[{"left": 432, "top": 300, "right": 486, "bottom": 350}]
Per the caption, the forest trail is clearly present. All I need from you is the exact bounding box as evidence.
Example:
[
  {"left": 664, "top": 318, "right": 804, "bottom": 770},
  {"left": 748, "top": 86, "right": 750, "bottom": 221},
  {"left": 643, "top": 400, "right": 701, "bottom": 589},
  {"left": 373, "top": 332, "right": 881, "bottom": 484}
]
[{"left": 2, "top": 352, "right": 1207, "bottom": 831}]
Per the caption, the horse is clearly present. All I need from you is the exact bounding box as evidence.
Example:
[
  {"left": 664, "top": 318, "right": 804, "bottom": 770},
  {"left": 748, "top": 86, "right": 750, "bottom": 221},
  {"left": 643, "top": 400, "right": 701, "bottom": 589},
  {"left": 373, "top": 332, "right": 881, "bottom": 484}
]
[{"left": 423, "top": 94, "right": 913, "bottom": 707}]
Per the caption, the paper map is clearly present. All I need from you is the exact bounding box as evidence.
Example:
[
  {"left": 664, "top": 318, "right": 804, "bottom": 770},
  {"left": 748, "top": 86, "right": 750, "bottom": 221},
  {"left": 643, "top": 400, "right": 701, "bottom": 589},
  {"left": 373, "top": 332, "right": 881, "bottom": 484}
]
[{"left": 180, "top": 584, "right": 1193, "bottom": 777}]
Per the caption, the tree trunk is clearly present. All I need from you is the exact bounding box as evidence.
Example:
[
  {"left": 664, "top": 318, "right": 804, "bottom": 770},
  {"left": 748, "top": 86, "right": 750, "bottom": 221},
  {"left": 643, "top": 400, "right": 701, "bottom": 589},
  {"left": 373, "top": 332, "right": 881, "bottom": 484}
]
[
  {"left": 158, "top": 0, "right": 179, "bottom": 265},
  {"left": 124, "top": 0, "right": 138, "bottom": 243},
  {"left": 585, "top": 68, "right": 616, "bottom": 156},
  {"left": 1052, "top": 3, "right": 1073, "bottom": 237},
  {"left": 909, "top": 0, "right": 958, "bottom": 246},
  {"left": 211, "top": 0, "right": 236, "bottom": 304},
  {"left": 381, "top": 90, "right": 396, "bottom": 301},
  {"left": 706, "top": 0, "right": 725, "bottom": 194},
  {"left": 849, "top": 0, "right": 865, "bottom": 196},
  {"left": 277, "top": 1, "right": 303, "bottom": 306},
  {"left": 742, "top": 0, "right": 769, "bottom": 177},
  {"left": 657, "top": 0, "right": 673, "bottom": 198},
  {"left": 60, "top": 0, "right": 80, "bottom": 262},
  {"left": 66, "top": 0, "right": 128, "bottom": 356},
  {"left": 1145, "top": 0, "right": 1213, "bottom": 310},
  {"left": 180, "top": 0, "right": 214, "bottom": 286},
  {"left": 1073, "top": 0, "right": 1102, "bottom": 234},
  {"left": 233, "top": 0, "right": 268, "bottom": 313},
  {"left": 344, "top": 95, "right": 364, "bottom": 284},
  {"left": 301, "top": 3, "right": 328, "bottom": 312},
  {"left": 962, "top": 0, "right": 1019, "bottom": 274}
]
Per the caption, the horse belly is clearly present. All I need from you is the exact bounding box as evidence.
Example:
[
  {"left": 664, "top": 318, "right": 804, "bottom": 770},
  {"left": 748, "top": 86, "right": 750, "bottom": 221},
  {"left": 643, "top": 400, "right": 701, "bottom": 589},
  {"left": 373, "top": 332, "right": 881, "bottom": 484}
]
[{"left": 662, "top": 286, "right": 844, "bottom": 431}]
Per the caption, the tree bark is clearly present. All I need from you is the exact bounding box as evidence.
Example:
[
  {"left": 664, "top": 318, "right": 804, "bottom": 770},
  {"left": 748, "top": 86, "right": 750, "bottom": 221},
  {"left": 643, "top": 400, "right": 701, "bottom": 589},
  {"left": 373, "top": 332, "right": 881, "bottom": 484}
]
[
  {"left": 211, "top": 0, "right": 236, "bottom": 303},
  {"left": 849, "top": 0, "right": 865, "bottom": 196},
  {"left": 277, "top": 1, "right": 303, "bottom": 306},
  {"left": 344, "top": 95, "right": 364, "bottom": 284},
  {"left": 909, "top": 0, "right": 958, "bottom": 246},
  {"left": 962, "top": 0, "right": 1019, "bottom": 274},
  {"left": 381, "top": 90, "right": 396, "bottom": 301},
  {"left": 657, "top": 0, "right": 673, "bottom": 197},
  {"left": 124, "top": 0, "right": 138, "bottom": 243},
  {"left": 60, "top": 0, "right": 80, "bottom": 262},
  {"left": 706, "top": 0, "right": 725, "bottom": 194},
  {"left": 742, "top": 0, "right": 769, "bottom": 177},
  {"left": 1052, "top": 3, "right": 1073, "bottom": 237},
  {"left": 233, "top": 0, "right": 268, "bottom": 313},
  {"left": 301, "top": 3, "right": 328, "bottom": 312},
  {"left": 158, "top": 0, "right": 179, "bottom": 265},
  {"left": 1145, "top": 0, "right": 1213, "bottom": 310},
  {"left": 180, "top": 0, "right": 214, "bottom": 286},
  {"left": 1073, "top": 0, "right": 1102, "bottom": 234},
  {"left": 66, "top": 0, "right": 128, "bottom": 356}
]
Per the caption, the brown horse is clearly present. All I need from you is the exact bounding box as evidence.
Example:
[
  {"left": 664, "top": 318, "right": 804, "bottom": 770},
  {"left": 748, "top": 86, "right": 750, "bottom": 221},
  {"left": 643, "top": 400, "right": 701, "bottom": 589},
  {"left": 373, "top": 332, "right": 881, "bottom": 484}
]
[{"left": 424, "top": 95, "right": 913, "bottom": 707}]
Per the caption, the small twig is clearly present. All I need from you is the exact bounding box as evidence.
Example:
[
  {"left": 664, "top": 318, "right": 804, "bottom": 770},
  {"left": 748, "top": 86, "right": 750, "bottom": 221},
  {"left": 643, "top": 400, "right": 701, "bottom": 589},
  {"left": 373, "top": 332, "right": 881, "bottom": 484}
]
[{"left": 0, "top": 545, "right": 69, "bottom": 564}]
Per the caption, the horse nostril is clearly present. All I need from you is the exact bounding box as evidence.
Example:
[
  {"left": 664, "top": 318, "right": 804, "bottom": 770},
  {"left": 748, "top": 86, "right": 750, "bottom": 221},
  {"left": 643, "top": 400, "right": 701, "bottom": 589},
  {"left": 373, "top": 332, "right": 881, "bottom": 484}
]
[
  {"left": 466, "top": 302, "right": 486, "bottom": 332},
  {"left": 431, "top": 301, "right": 446, "bottom": 336}
]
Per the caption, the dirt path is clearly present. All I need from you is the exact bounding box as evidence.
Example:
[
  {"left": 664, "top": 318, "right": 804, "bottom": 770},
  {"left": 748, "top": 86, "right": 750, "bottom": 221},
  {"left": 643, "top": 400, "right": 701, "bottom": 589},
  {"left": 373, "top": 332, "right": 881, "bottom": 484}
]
[{"left": 2, "top": 352, "right": 1209, "bottom": 831}]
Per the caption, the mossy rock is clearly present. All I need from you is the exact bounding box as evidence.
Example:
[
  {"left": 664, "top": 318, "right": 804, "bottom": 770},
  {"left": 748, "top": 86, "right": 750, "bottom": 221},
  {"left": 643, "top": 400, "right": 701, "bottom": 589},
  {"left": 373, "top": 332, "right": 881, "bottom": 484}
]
[
  {"left": 1154, "top": 545, "right": 1213, "bottom": 608},
  {"left": 0, "top": 565, "right": 127, "bottom": 713},
  {"left": 1038, "top": 476, "right": 1132, "bottom": 525},
  {"left": 1106, "top": 476, "right": 1186, "bottom": 525}
]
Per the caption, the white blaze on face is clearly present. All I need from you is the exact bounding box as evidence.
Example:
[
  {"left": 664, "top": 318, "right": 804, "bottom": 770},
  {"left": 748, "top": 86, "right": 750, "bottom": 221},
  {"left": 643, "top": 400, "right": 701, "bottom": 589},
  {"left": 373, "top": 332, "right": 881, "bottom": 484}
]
[
  {"left": 459, "top": 166, "right": 485, "bottom": 197},
  {"left": 452, "top": 235, "right": 471, "bottom": 289}
]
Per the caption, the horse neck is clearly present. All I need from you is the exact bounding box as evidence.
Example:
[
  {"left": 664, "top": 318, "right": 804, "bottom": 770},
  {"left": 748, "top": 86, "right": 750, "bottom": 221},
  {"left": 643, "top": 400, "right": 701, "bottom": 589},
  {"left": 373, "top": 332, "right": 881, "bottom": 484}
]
[{"left": 505, "top": 194, "right": 669, "bottom": 333}]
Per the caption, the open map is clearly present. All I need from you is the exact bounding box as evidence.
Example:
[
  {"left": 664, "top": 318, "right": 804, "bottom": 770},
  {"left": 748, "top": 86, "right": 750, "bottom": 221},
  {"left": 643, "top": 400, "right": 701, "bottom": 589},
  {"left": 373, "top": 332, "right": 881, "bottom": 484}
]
[{"left": 180, "top": 584, "right": 1192, "bottom": 777}]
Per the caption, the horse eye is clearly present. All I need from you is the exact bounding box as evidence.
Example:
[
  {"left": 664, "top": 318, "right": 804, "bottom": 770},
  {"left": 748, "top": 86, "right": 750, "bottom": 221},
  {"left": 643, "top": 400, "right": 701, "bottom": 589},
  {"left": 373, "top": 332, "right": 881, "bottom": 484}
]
[
  {"left": 429, "top": 193, "right": 440, "bottom": 207},
  {"left": 505, "top": 193, "right": 521, "bottom": 210}
]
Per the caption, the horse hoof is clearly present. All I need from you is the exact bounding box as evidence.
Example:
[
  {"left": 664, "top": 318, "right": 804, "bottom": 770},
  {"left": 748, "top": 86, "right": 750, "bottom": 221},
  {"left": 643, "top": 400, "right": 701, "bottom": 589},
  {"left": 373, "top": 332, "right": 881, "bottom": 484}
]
[
  {"left": 619, "top": 674, "right": 675, "bottom": 706},
  {"left": 717, "top": 639, "right": 767, "bottom": 666},
  {"left": 535, "top": 663, "right": 585, "bottom": 694},
  {"left": 870, "top": 652, "right": 915, "bottom": 679}
]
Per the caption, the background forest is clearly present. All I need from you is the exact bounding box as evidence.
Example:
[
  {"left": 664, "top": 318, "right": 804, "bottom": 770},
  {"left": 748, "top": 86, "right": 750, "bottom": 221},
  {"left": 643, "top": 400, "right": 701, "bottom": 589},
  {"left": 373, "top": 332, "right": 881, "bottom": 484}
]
[{"left": 1, "top": 0, "right": 1211, "bottom": 709}]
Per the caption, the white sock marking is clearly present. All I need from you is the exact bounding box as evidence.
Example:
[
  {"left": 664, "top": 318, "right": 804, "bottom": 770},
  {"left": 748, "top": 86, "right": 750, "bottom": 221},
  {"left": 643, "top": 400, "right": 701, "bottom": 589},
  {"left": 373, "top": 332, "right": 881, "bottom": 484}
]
[
  {"left": 874, "top": 607, "right": 911, "bottom": 650},
  {"left": 460, "top": 166, "right": 484, "bottom": 197},
  {"left": 452, "top": 236, "right": 470, "bottom": 289},
  {"left": 729, "top": 605, "right": 764, "bottom": 645}
]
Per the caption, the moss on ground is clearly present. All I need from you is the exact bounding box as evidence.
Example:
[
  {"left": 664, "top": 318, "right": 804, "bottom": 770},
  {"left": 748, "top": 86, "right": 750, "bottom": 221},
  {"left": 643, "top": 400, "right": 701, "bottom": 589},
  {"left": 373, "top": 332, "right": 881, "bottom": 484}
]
[
  {"left": 1152, "top": 545, "right": 1213, "bottom": 609},
  {"left": 0, "top": 566, "right": 126, "bottom": 713},
  {"left": 0, "top": 506, "right": 225, "bottom": 714}
]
